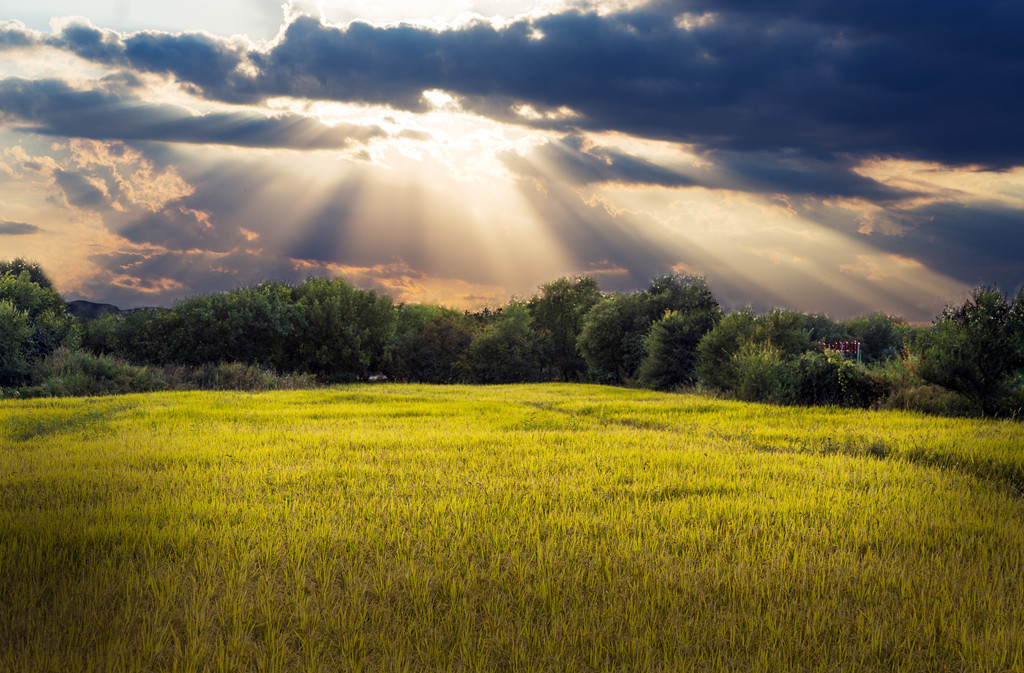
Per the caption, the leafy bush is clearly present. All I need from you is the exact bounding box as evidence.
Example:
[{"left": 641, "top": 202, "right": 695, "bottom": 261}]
[
  {"left": 161, "top": 362, "right": 317, "bottom": 391},
  {"left": 778, "top": 350, "right": 845, "bottom": 406},
  {"left": 19, "top": 349, "right": 318, "bottom": 397},
  {"left": 834, "top": 357, "right": 890, "bottom": 408},
  {"left": 23, "top": 347, "right": 163, "bottom": 397},
  {"left": 719, "top": 345, "right": 888, "bottom": 408},
  {"left": 731, "top": 343, "right": 787, "bottom": 403},
  {"left": 879, "top": 381, "right": 978, "bottom": 417},
  {"left": 867, "top": 355, "right": 976, "bottom": 417},
  {"left": 696, "top": 308, "right": 811, "bottom": 392}
]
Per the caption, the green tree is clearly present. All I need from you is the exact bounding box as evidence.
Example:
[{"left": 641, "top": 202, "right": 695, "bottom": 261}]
[
  {"left": 577, "top": 293, "right": 645, "bottom": 382},
  {"left": 528, "top": 275, "right": 602, "bottom": 381},
  {"left": 845, "top": 313, "right": 908, "bottom": 364},
  {"left": 916, "top": 286, "right": 1024, "bottom": 415},
  {"left": 637, "top": 307, "right": 721, "bottom": 390},
  {"left": 578, "top": 274, "right": 720, "bottom": 383},
  {"left": 0, "top": 258, "right": 55, "bottom": 290},
  {"left": 80, "top": 308, "right": 175, "bottom": 364},
  {"left": 162, "top": 283, "right": 297, "bottom": 370},
  {"left": 0, "top": 299, "right": 33, "bottom": 387},
  {"left": 695, "top": 309, "right": 756, "bottom": 390},
  {"left": 642, "top": 274, "right": 719, "bottom": 323},
  {"left": 386, "top": 304, "right": 473, "bottom": 383},
  {"left": 466, "top": 302, "right": 542, "bottom": 383},
  {"left": 754, "top": 309, "right": 814, "bottom": 357},
  {"left": 288, "top": 278, "right": 396, "bottom": 382},
  {"left": 0, "top": 269, "right": 79, "bottom": 362},
  {"left": 803, "top": 313, "right": 849, "bottom": 345}
]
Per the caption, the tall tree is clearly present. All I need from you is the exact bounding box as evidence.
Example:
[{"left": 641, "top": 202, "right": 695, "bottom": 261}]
[
  {"left": 579, "top": 274, "right": 720, "bottom": 383},
  {"left": 289, "top": 278, "right": 397, "bottom": 382},
  {"left": 0, "top": 259, "right": 55, "bottom": 291},
  {"left": 528, "top": 275, "right": 602, "bottom": 381},
  {"left": 638, "top": 306, "right": 721, "bottom": 390},
  {"left": 844, "top": 313, "right": 908, "bottom": 364},
  {"left": 917, "top": 286, "right": 1024, "bottom": 415},
  {"left": 577, "top": 292, "right": 645, "bottom": 382},
  {"left": 0, "top": 270, "right": 78, "bottom": 360},
  {"left": 466, "top": 302, "right": 542, "bottom": 384}
]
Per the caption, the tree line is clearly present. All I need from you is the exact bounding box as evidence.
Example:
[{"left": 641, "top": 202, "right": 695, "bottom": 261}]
[{"left": 2, "top": 258, "right": 1022, "bottom": 416}]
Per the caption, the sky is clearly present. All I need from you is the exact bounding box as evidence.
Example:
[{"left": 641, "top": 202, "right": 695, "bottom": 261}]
[{"left": 1, "top": 0, "right": 1022, "bottom": 321}]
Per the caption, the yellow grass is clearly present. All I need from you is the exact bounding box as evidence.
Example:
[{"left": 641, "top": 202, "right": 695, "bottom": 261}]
[{"left": 2, "top": 384, "right": 1023, "bottom": 671}]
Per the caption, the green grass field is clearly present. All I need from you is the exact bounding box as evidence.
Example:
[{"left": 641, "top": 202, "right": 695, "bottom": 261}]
[{"left": 2, "top": 384, "right": 1023, "bottom": 672}]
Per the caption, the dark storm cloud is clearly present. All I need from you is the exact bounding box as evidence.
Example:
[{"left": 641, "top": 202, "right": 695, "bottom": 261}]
[
  {"left": 866, "top": 203, "right": 1024, "bottom": 291},
  {"left": 0, "top": 220, "right": 41, "bottom": 234},
  {"left": 0, "top": 78, "right": 384, "bottom": 149},
  {"left": 0, "top": 22, "right": 37, "bottom": 48},
  {"left": 501, "top": 134, "right": 698, "bottom": 188},
  {"left": 34, "top": 3, "right": 1022, "bottom": 167},
  {"left": 705, "top": 151, "right": 911, "bottom": 201},
  {"left": 118, "top": 204, "right": 247, "bottom": 253},
  {"left": 501, "top": 135, "right": 912, "bottom": 200},
  {"left": 53, "top": 168, "right": 107, "bottom": 209}
]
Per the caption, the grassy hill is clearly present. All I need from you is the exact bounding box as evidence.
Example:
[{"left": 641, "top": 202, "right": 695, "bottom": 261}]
[{"left": 2, "top": 384, "right": 1023, "bottom": 671}]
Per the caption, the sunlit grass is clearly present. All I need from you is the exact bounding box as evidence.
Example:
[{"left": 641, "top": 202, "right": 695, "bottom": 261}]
[{"left": 2, "top": 384, "right": 1023, "bottom": 671}]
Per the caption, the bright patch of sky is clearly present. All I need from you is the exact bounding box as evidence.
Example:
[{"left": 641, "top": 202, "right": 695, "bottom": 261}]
[{"left": 7, "top": 0, "right": 623, "bottom": 39}]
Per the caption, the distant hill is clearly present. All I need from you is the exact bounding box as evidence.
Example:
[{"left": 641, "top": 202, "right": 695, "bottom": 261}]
[{"left": 67, "top": 300, "right": 121, "bottom": 320}]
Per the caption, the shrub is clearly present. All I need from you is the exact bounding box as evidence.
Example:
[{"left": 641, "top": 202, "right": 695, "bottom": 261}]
[
  {"left": 732, "top": 343, "right": 787, "bottom": 403},
  {"left": 696, "top": 308, "right": 811, "bottom": 392},
  {"left": 869, "top": 356, "right": 977, "bottom": 416},
  {"left": 21, "top": 347, "right": 162, "bottom": 397},
  {"left": 779, "top": 350, "right": 845, "bottom": 406},
  {"left": 20, "top": 349, "right": 318, "bottom": 397},
  {"left": 879, "top": 381, "right": 978, "bottom": 417},
  {"left": 161, "top": 362, "right": 317, "bottom": 391},
  {"left": 720, "top": 346, "right": 888, "bottom": 408}
]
